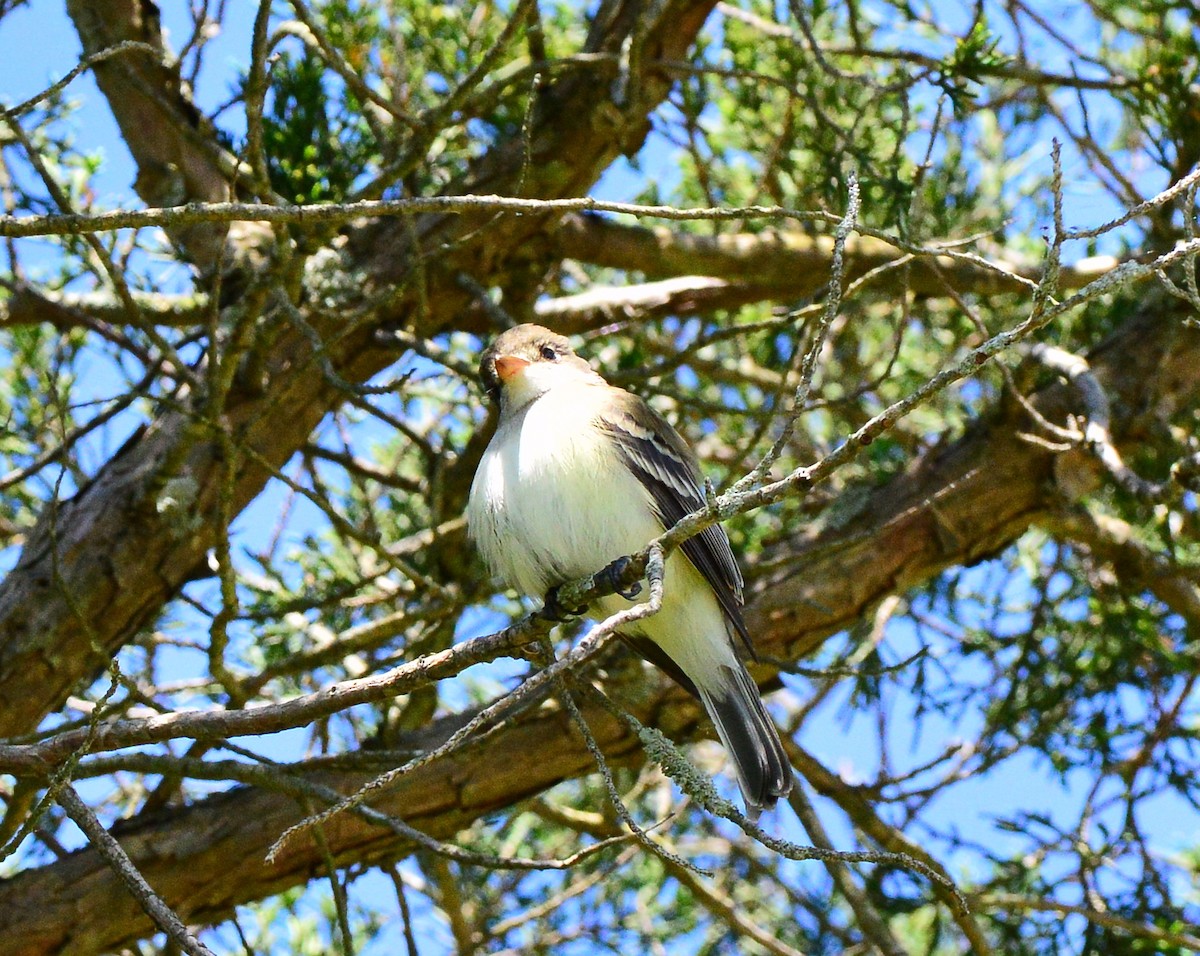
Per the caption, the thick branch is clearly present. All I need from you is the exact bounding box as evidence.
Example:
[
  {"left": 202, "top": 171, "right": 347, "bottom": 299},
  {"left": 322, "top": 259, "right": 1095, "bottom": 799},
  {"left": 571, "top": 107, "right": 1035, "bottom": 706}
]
[
  {"left": 0, "top": 286, "right": 208, "bottom": 330},
  {"left": 65, "top": 0, "right": 249, "bottom": 267},
  {"left": 0, "top": 693, "right": 670, "bottom": 956},
  {"left": 2, "top": 301, "right": 1195, "bottom": 955},
  {"left": 753, "top": 303, "right": 1199, "bottom": 661},
  {"left": 553, "top": 213, "right": 1116, "bottom": 299},
  {"left": 0, "top": 0, "right": 719, "bottom": 739}
]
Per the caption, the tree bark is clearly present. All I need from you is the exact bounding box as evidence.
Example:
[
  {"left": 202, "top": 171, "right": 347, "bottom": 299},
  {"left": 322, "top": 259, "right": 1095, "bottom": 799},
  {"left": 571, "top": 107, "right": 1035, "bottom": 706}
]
[
  {"left": 553, "top": 213, "right": 1118, "bottom": 299},
  {"left": 65, "top": 0, "right": 241, "bottom": 266},
  {"left": 0, "top": 0, "right": 717, "bottom": 738},
  {"left": 2, "top": 303, "right": 1194, "bottom": 955}
]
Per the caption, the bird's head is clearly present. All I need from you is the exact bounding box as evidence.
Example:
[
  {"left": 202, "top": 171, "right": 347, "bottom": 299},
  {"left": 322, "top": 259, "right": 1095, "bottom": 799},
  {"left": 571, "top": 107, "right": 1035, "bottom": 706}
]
[{"left": 479, "top": 324, "right": 603, "bottom": 410}]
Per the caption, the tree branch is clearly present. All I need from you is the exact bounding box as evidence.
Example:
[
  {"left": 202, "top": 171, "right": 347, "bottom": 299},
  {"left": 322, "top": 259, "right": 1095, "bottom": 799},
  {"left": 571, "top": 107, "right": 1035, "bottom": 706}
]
[
  {"left": 553, "top": 213, "right": 1118, "bottom": 300},
  {"left": 2, "top": 296, "right": 1194, "bottom": 956},
  {"left": 0, "top": 0, "right": 720, "bottom": 741},
  {"left": 56, "top": 786, "right": 216, "bottom": 956},
  {"left": 65, "top": 0, "right": 253, "bottom": 268}
]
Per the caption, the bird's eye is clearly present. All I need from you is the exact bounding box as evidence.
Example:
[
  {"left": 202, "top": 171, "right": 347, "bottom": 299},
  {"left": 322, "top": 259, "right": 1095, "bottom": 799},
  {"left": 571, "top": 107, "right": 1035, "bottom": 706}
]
[{"left": 539, "top": 345, "right": 558, "bottom": 361}]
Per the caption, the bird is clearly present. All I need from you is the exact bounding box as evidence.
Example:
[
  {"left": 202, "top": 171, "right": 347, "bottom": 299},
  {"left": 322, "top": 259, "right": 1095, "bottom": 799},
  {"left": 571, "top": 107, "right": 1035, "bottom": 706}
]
[{"left": 466, "top": 323, "right": 792, "bottom": 819}]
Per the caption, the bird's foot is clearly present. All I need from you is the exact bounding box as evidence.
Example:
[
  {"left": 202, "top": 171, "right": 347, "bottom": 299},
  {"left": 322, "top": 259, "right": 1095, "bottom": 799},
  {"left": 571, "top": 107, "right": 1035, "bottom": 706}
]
[
  {"left": 599, "top": 555, "right": 643, "bottom": 601},
  {"left": 542, "top": 585, "right": 586, "bottom": 621}
]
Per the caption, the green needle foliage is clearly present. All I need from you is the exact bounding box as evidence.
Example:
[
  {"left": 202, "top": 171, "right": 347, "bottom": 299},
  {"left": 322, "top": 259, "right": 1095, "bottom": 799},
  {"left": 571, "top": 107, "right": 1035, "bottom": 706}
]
[{"left": 0, "top": 1, "right": 1198, "bottom": 955}]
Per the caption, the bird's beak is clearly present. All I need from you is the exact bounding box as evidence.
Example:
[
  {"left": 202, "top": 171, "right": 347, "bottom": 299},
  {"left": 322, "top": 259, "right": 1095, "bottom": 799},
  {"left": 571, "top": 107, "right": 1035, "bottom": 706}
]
[{"left": 494, "top": 354, "right": 530, "bottom": 383}]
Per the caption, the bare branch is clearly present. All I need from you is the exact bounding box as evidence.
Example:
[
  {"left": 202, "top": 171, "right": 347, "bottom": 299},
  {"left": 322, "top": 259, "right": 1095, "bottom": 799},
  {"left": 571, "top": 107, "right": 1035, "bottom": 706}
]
[
  {"left": 554, "top": 212, "right": 1118, "bottom": 297},
  {"left": 57, "top": 786, "right": 216, "bottom": 956},
  {"left": 1, "top": 293, "right": 1194, "bottom": 952}
]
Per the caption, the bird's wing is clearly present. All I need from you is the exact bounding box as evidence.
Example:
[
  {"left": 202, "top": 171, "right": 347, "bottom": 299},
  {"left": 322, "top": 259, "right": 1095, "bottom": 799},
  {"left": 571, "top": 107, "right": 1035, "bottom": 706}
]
[{"left": 595, "top": 390, "right": 754, "bottom": 655}]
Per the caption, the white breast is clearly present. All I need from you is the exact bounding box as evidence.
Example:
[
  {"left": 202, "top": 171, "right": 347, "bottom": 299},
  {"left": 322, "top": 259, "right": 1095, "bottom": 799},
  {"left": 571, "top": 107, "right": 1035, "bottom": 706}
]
[
  {"left": 467, "top": 387, "right": 662, "bottom": 599},
  {"left": 467, "top": 383, "right": 739, "bottom": 695}
]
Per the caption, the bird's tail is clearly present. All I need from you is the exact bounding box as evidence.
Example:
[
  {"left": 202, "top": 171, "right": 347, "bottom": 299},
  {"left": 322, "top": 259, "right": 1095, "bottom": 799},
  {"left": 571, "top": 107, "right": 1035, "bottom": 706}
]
[{"left": 698, "top": 661, "right": 793, "bottom": 821}]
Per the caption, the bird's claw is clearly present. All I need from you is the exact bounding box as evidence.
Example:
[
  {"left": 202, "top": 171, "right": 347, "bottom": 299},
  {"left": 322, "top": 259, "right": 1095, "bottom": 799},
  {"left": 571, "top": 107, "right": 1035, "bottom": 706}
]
[
  {"left": 541, "top": 556, "right": 642, "bottom": 619},
  {"left": 600, "top": 556, "right": 642, "bottom": 601},
  {"left": 542, "top": 585, "right": 586, "bottom": 621}
]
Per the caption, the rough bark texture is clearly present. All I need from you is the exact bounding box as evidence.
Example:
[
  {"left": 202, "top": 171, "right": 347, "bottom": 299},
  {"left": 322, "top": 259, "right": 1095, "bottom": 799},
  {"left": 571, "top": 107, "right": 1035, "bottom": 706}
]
[
  {"left": 0, "top": 0, "right": 717, "bottom": 739},
  {"left": 759, "top": 302, "right": 1199, "bottom": 658},
  {"left": 3, "top": 3, "right": 1197, "bottom": 952},
  {"left": 65, "top": 0, "right": 238, "bottom": 265},
  {"left": 0, "top": 704, "right": 657, "bottom": 956},
  {"left": 1, "top": 303, "right": 1194, "bottom": 955},
  {"left": 554, "top": 214, "right": 1116, "bottom": 299}
]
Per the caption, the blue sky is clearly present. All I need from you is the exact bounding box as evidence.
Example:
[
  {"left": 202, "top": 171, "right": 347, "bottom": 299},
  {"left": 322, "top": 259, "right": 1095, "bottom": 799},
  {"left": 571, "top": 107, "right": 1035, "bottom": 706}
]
[{"left": 1, "top": 2, "right": 1196, "bottom": 953}]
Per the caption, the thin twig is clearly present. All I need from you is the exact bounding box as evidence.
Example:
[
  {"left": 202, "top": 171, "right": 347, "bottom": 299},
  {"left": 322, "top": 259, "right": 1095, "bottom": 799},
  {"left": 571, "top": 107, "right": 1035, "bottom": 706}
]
[
  {"left": 739, "top": 168, "right": 861, "bottom": 490},
  {"left": 553, "top": 646, "right": 708, "bottom": 877},
  {"left": 266, "top": 546, "right": 666, "bottom": 859},
  {"left": 57, "top": 785, "right": 217, "bottom": 956},
  {"left": 2, "top": 41, "right": 163, "bottom": 119}
]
